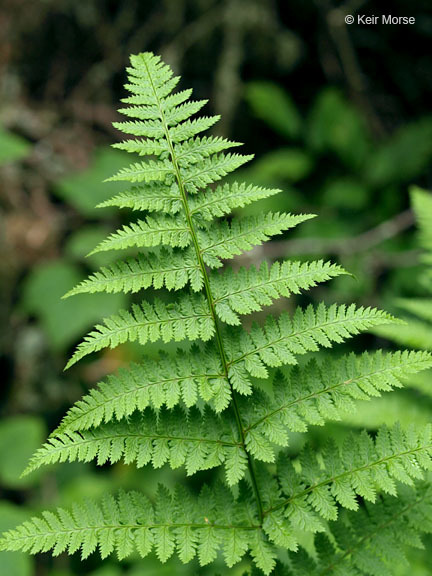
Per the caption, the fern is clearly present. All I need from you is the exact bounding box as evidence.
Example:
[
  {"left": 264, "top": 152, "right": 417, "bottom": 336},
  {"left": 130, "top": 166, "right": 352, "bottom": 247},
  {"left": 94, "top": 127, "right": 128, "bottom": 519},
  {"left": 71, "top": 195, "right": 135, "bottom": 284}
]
[
  {"left": 267, "top": 483, "right": 432, "bottom": 575},
  {"left": 2, "top": 52, "right": 432, "bottom": 575},
  {"left": 373, "top": 187, "right": 432, "bottom": 391}
]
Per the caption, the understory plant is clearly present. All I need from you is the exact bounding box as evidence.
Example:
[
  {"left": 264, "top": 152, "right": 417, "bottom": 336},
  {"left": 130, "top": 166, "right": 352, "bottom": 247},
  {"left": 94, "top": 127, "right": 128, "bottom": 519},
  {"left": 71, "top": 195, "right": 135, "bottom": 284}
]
[{"left": 2, "top": 53, "right": 432, "bottom": 575}]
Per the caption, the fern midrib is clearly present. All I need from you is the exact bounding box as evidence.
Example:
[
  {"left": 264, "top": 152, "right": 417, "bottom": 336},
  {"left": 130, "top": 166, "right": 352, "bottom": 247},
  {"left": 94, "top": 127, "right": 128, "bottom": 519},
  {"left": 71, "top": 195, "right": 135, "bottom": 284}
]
[
  {"left": 320, "top": 490, "right": 429, "bottom": 574},
  {"left": 181, "top": 154, "right": 245, "bottom": 183},
  {"left": 111, "top": 221, "right": 189, "bottom": 236},
  {"left": 59, "top": 372, "right": 225, "bottom": 431},
  {"left": 4, "top": 522, "right": 260, "bottom": 543},
  {"left": 244, "top": 361, "right": 411, "bottom": 433},
  {"left": 72, "top": 259, "right": 199, "bottom": 291},
  {"left": 264, "top": 443, "right": 432, "bottom": 516},
  {"left": 199, "top": 218, "right": 282, "bottom": 254},
  {"left": 143, "top": 60, "right": 264, "bottom": 525},
  {"left": 229, "top": 312, "right": 384, "bottom": 367},
  {"left": 92, "top": 308, "right": 211, "bottom": 334},
  {"left": 189, "top": 189, "right": 255, "bottom": 215},
  {"left": 39, "top": 430, "right": 241, "bottom": 452},
  {"left": 211, "top": 266, "right": 334, "bottom": 305}
]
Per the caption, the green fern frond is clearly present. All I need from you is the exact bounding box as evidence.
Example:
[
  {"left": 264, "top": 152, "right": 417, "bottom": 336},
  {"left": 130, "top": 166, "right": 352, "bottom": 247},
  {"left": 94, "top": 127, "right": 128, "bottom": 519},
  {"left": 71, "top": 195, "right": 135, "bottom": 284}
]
[
  {"left": 88, "top": 215, "right": 191, "bottom": 254},
  {"left": 96, "top": 183, "right": 183, "bottom": 213},
  {"left": 281, "top": 483, "right": 432, "bottom": 576},
  {"left": 175, "top": 136, "right": 242, "bottom": 165},
  {"left": 189, "top": 182, "right": 281, "bottom": 221},
  {"left": 106, "top": 158, "right": 174, "bottom": 182},
  {"left": 119, "top": 98, "right": 208, "bottom": 124},
  {"left": 2, "top": 50, "right": 426, "bottom": 576},
  {"left": 225, "top": 304, "right": 397, "bottom": 388},
  {"left": 180, "top": 152, "right": 254, "bottom": 192},
  {"left": 0, "top": 485, "right": 271, "bottom": 570},
  {"left": 112, "top": 138, "right": 168, "bottom": 156},
  {"left": 211, "top": 260, "right": 346, "bottom": 325},
  {"left": 25, "top": 408, "right": 247, "bottom": 483},
  {"left": 63, "top": 250, "right": 202, "bottom": 297},
  {"left": 65, "top": 295, "right": 214, "bottom": 369},
  {"left": 200, "top": 212, "right": 313, "bottom": 268},
  {"left": 57, "top": 348, "right": 228, "bottom": 433},
  {"left": 262, "top": 424, "right": 432, "bottom": 538},
  {"left": 240, "top": 351, "right": 432, "bottom": 455},
  {"left": 169, "top": 116, "right": 221, "bottom": 142}
]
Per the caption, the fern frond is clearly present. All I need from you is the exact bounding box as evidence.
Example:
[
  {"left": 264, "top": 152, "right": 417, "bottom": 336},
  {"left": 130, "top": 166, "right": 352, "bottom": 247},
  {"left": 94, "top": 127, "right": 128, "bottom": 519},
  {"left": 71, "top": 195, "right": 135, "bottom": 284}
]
[
  {"left": 97, "top": 183, "right": 183, "bottom": 213},
  {"left": 211, "top": 260, "right": 346, "bottom": 325},
  {"left": 65, "top": 295, "right": 213, "bottom": 369},
  {"left": 169, "top": 116, "right": 221, "bottom": 142},
  {"left": 283, "top": 483, "right": 432, "bottom": 576},
  {"left": 88, "top": 215, "right": 191, "bottom": 254},
  {"left": 64, "top": 250, "right": 202, "bottom": 297},
  {"left": 200, "top": 213, "right": 314, "bottom": 268},
  {"left": 262, "top": 424, "right": 432, "bottom": 540},
  {"left": 0, "top": 485, "right": 270, "bottom": 570},
  {"left": 175, "top": 136, "right": 242, "bottom": 166},
  {"left": 57, "top": 348, "right": 229, "bottom": 434},
  {"left": 111, "top": 120, "right": 166, "bottom": 139},
  {"left": 240, "top": 351, "right": 432, "bottom": 459},
  {"left": 3, "top": 50, "right": 423, "bottom": 576},
  {"left": 105, "top": 158, "right": 174, "bottom": 182},
  {"left": 119, "top": 99, "right": 208, "bottom": 124},
  {"left": 181, "top": 153, "right": 254, "bottom": 192},
  {"left": 112, "top": 138, "right": 168, "bottom": 156},
  {"left": 226, "top": 304, "right": 397, "bottom": 386},
  {"left": 412, "top": 186, "right": 432, "bottom": 257},
  {"left": 321, "top": 484, "right": 432, "bottom": 576},
  {"left": 25, "top": 408, "right": 246, "bottom": 483},
  {"left": 189, "top": 182, "right": 281, "bottom": 221}
]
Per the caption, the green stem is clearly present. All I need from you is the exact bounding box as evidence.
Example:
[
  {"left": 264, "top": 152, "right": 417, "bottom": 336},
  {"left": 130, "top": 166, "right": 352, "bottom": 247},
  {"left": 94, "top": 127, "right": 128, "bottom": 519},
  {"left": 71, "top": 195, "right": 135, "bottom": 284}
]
[{"left": 145, "top": 62, "right": 264, "bottom": 524}]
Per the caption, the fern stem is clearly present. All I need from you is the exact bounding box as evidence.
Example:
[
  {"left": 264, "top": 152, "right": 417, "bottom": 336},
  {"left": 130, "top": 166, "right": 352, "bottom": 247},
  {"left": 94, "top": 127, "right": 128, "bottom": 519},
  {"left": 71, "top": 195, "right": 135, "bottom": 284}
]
[{"left": 144, "top": 60, "right": 264, "bottom": 524}]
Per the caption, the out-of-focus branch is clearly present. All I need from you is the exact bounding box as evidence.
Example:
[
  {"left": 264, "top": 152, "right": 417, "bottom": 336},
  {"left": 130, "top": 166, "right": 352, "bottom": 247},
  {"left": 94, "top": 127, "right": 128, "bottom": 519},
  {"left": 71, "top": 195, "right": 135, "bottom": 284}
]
[
  {"left": 246, "top": 209, "right": 415, "bottom": 260},
  {"left": 316, "top": 0, "right": 386, "bottom": 138}
]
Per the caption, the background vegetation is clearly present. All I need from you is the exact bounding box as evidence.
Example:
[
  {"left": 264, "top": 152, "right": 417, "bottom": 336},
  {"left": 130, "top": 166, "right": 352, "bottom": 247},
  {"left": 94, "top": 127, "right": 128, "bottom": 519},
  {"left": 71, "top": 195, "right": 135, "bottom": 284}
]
[{"left": 1, "top": 1, "right": 431, "bottom": 574}]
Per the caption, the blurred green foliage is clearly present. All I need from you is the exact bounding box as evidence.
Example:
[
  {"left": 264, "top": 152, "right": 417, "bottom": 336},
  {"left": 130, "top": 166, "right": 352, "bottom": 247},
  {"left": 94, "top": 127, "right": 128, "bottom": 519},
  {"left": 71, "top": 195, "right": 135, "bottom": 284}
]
[
  {"left": 54, "top": 150, "right": 130, "bottom": 217},
  {"left": 20, "top": 261, "right": 126, "bottom": 351},
  {"left": 0, "top": 129, "right": 31, "bottom": 165}
]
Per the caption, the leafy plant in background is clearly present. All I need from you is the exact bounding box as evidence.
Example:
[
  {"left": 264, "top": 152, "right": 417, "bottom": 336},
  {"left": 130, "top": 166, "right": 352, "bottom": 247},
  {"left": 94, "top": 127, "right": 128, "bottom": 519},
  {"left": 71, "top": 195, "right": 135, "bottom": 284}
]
[
  {"left": 244, "top": 81, "right": 432, "bottom": 213},
  {"left": 2, "top": 53, "right": 432, "bottom": 575},
  {"left": 369, "top": 188, "right": 432, "bottom": 421},
  {"left": 242, "top": 83, "right": 432, "bottom": 303},
  {"left": 376, "top": 187, "right": 432, "bottom": 351}
]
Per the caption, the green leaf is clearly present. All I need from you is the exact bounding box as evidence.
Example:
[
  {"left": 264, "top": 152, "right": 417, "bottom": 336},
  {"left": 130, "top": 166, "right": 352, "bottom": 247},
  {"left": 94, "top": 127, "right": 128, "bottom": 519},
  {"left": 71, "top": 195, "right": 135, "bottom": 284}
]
[
  {"left": 246, "top": 81, "right": 302, "bottom": 139},
  {"left": 0, "top": 502, "right": 33, "bottom": 576},
  {"left": 21, "top": 262, "right": 126, "bottom": 351},
  {"left": 0, "top": 128, "right": 31, "bottom": 165},
  {"left": 0, "top": 417, "right": 46, "bottom": 488},
  {"left": 54, "top": 148, "right": 131, "bottom": 216}
]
